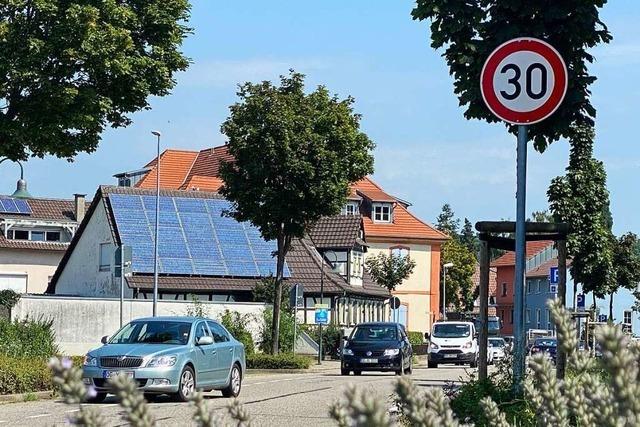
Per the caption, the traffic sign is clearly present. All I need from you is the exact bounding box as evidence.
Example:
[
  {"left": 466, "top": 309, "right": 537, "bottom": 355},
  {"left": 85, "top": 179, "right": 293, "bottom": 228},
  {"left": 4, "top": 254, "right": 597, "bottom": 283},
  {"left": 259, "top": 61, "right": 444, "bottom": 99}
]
[
  {"left": 549, "top": 267, "right": 559, "bottom": 285},
  {"left": 390, "top": 296, "right": 401, "bottom": 310},
  {"left": 598, "top": 314, "right": 608, "bottom": 323},
  {"left": 481, "top": 37, "right": 568, "bottom": 125},
  {"left": 577, "top": 294, "right": 585, "bottom": 311},
  {"left": 315, "top": 304, "right": 329, "bottom": 325},
  {"left": 289, "top": 284, "right": 304, "bottom": 308}
]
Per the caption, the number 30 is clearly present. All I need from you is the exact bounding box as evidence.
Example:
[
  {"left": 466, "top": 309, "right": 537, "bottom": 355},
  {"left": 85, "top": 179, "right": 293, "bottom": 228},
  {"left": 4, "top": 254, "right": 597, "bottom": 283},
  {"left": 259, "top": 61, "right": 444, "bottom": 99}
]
[{"left": 499, "top": 63, "right": 547, "bottom": 101}]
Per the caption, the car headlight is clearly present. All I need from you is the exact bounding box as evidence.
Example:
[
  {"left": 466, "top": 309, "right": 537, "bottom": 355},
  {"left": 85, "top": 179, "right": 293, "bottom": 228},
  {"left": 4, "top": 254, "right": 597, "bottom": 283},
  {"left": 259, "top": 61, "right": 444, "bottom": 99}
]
[
  {"left": 429, "top": 343, "right": 439, "bottom": 351},
  {"left": 146, "top": 355, "right": 177, "bottom": 367},
  {"left": 383, "top": 349, "right": 400, "bottom": 357},
  {"left": 343, "top": 348, "right": 354, "bottom": 356},
  {"left": 83, "top": 355, "right": 98, "bottom": 367},
  {"left": 463, "top": 341, "right": 473, "bottom": 349}
]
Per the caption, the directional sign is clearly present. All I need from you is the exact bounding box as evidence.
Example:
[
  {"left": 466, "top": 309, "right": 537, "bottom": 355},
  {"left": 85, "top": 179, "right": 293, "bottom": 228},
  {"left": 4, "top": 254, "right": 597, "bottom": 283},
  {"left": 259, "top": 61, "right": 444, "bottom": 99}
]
[
  {"left": 481, "top": 38, "right": 568, "bottom": 125},
  {"left": 549, "top": 267, "right": 559, "bottom": 285},
  {"left": 577, "top": 294, "right": 585, "bottom": 311},
  {"left": 315, "top": 304, "right": 329, "bottom": 325}
]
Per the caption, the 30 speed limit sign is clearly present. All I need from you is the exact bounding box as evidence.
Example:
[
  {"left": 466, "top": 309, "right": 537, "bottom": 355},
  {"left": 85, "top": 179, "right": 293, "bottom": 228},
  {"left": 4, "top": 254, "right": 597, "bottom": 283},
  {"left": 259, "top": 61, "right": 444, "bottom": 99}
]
[{"left": 480, "top": 37, "right": 567, "bottom": 125}]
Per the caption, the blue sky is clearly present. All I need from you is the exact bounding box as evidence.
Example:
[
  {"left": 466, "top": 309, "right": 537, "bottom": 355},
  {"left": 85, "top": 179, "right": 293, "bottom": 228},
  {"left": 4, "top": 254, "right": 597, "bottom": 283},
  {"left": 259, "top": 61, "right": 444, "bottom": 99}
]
[{"left": 2, "top": 1, "right": 639, "bottom": 235}]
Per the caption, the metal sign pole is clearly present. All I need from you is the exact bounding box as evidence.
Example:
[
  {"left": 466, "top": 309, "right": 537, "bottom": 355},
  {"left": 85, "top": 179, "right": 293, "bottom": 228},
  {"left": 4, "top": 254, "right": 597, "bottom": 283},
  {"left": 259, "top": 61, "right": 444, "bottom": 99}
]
[
  {"left": 120, "top": 246, "right": 124, "bottom": 328},
  {"left": 513, "top": 124, "right": 528, "bottom": 386}
]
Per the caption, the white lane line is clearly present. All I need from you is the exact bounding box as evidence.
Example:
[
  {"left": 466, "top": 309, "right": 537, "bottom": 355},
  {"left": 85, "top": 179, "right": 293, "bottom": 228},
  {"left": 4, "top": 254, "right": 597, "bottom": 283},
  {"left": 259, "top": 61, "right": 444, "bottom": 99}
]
[
  {"left": 0, "top": 420, "right": 8, "bottom": 424},
  {"left": 65, "top": 409, "right": 80, "bottom": 414},
  {"left": 26, "top": 414, "right": 51, "bottom": 419}
]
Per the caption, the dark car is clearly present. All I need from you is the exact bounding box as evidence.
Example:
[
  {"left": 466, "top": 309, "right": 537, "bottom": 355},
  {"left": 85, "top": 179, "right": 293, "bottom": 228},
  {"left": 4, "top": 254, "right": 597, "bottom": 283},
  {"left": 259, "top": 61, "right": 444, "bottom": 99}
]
[
  {"left": 340, "top": 322, "right": 412, "bottom": 376},
  {"left": 529, "top": 337, "right": 557, "bottom": 362}
]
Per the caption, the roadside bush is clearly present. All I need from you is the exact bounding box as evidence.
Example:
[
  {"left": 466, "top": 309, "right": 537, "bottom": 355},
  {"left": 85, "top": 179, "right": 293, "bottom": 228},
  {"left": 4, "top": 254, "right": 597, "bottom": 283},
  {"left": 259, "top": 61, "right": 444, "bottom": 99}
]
[
  {"left": 0, "top": 354, "right": 51, "bottom": 394},
  {"left": 407, "top": 331, "right": 423, "bottom": 346},
  {"left": 258, "top": 307, "right": 296, "bottom": 354},
  {"left": 306, "top": 323, "right": 342, "bottom": 359},
  {"left": 247, "top": 353, "right": 312, "bottom": 370},
  {"left": 0, "top": 317, "right": 58, "bottom": 359},
  {"left": 219, "top": 310, "right": 255, "bottom": 355}
]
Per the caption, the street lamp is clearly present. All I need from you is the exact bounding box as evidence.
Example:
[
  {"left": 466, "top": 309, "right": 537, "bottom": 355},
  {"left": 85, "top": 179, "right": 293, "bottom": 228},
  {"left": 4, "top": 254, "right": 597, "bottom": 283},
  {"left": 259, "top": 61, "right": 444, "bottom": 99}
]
[
  {"left": 0, "top": 158, "right": 32, "bottom": 198},
  {"left": 151, "top": 131, "right": 161, "bottom": 317},
  {"left": 318, "top": 249, "right": 337, "bottom": 365},
  {"left": 443, "top": 262, "right": 454, "bottom": 320}
]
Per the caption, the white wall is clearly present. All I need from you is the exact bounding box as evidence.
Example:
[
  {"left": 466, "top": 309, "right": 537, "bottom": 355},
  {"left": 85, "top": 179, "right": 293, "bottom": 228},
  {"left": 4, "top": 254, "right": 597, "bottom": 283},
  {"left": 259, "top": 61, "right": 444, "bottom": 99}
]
[
  {"left": 0, "top": 248, "right": 63, "bottom": 294},
  {"left": 12, "top": 295, "right": 268, "bottom": 355},
  {"left": 55, "top": 199, "right": 122, "bottom": 297}
]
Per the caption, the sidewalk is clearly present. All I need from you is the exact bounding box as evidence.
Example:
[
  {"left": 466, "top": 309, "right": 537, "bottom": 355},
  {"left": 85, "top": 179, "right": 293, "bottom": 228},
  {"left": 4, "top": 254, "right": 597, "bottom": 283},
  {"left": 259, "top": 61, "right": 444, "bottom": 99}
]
[{"left": 246, "top": 359, "right": 340, "bottom": 376}]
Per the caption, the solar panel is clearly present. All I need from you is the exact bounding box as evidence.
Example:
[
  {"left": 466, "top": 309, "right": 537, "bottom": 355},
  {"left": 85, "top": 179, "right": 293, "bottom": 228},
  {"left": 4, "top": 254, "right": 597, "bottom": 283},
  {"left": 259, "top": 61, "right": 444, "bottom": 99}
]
[
  {"left": 109, "top": 194, "right": 289, "bottom": 278},
  {"left": 0, "top": 196, "right": 32, "bottom": 215}
]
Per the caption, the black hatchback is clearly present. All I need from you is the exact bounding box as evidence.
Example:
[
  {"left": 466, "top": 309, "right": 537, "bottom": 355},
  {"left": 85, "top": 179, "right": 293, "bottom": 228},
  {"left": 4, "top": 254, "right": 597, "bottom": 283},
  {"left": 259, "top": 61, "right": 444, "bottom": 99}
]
[{"left": 340, "top": 322, "right": 413, "bottom": 376}]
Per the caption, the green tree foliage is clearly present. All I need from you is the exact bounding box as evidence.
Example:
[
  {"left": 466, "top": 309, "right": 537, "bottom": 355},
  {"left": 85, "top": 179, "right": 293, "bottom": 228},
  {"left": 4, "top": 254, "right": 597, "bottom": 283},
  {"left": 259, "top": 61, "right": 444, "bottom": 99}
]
[
  {"left": 610, "top": 233, "right": 640, "bottom": 319},
  {"left": 252, "top": 277, "right": 290, "bottom": 307},
  {"left": 528, "top": 210, "right": 554, "bottom": 223},
  {"left": 442, "top": 238, "right": 477, "bottom": 312},
  {"left": 411, "top": 0, "right": 612, "bottom": 152},
  {"left": 435, "top": 204, "right": 460, "bottom": 237},
  {"left": 365, "top": 252, "right": 416, "bottom": 292},
  {"left": 220, "top": 71, "right": 374, "bottom": 353},
  {"left": 460, "top": 218, "right": 479, "bottom": 258},
  {"left": 0, "top": 0, "right": 192, "bottom": 160},
  {"left": 219, "top": 310, "right": 255, "bottom": 356},
  {"left": 548, "top": 126, "right": 615, "bottom": 298}
]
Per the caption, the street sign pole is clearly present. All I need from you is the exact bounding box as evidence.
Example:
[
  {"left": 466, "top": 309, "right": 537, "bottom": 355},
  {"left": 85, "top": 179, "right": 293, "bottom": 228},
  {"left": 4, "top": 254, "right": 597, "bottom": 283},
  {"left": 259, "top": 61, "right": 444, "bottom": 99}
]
[
  {"left": 513, "top": 124, "right": 528, "bottom": 384},
  {"left": 120, "top": 246, "right": 125, "bottom": 328}
]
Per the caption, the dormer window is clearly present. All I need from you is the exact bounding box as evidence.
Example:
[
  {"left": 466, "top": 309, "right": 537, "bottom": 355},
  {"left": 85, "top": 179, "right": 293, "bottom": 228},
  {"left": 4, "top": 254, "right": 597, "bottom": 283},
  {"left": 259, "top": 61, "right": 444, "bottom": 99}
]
[
  {"left": 341, "top": 202, "right": 359, "bottom": 216},
  {"left": 372, "top": 203, "right": 392, "bottom": 223}
]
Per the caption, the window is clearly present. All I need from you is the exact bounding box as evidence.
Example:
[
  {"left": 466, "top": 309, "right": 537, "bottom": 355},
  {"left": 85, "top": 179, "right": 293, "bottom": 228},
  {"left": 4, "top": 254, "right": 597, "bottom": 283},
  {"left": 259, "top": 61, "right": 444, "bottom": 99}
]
[
  {"left": 391, "top": 246, "right": 410, "bottom": 258},
  {"left": 46, "top": 231, "right": 61, "bottom": 242},
  {"left": 118, "top": 177, "right": 132, "bottom": 187},
  {"left": 99, "top": 243, "right": 111, "bottom": 271},
  {"left": 372, "top": 203, "right": 392, "bottom": 223},
  {"left": 536, "top": 309, "right": 541, "bottom": 329},
  {"left": 510, "top": 309, "right": 514, "bottom": 324},
  {"left": 31, "top": 231, "right": 45, "bottom": 241},
  {"left": 526, "top": 309, "right": 531, "bottom": 323},
  {"left": 351, "top": 250, "right": 363, "bottom": 278},
  {"left": 8, "top": 230, "right": 29, "bottom": 240},
  {"left": 624, "top": 310, "right": 632, "bottom": 325},
  {"left": 207, "top": 321, "right": 230, "bottom": 343},
  {"left": 526, "top": 281, "right": 531, "bottom": 294},
  {"left": 328, "top": 251, "right": 348, "bottom": 276},
  {"left": 501, "top": 283, "right": 507, "bottom": 297},
  {"left": 195, "top": 322, "right": 211, "bottom": 343},
  {"left": 536, "top": 280, "right": 541, "bottom": 293},
  {"left": 7, "top": 229, "right": 62, "bottom": 242},
  {"left": 342, "top": 202, "right": 359, "bottom": 216}
]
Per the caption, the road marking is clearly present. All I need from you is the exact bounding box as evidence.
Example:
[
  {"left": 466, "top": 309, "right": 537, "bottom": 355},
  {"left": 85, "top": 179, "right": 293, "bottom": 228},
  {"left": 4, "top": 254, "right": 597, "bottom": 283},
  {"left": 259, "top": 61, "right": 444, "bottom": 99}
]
[
  {"left": 26, "top": 414, "right": 51, "bottom": 419},
  {"left": 65, "top": 409, "right": 80, "bottom": 413},
  {"left": 245, "top": 375, "right": 323, "bottom": 387}
]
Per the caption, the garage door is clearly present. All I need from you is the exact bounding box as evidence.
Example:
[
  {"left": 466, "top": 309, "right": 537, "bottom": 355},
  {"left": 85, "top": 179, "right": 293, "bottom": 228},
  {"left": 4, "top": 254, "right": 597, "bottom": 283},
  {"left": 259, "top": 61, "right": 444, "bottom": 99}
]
[{"left": 0, "top": 274, "right": 27, "bottom": 293}]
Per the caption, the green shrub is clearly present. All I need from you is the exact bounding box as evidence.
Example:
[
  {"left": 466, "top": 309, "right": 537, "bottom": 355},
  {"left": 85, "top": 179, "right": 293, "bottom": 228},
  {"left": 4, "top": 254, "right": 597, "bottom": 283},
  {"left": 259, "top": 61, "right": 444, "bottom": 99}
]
[
  {"left": 258, "top": 308, "right": 296, "bottom": 354},
  {"left": 408, "top": 331, "right": 423, "bottom": 346},
  {"left": 247, "top": 353, "right": 312, "bottom": 370},
  {"left": 0, "top": 317, "right": 58, "bottom": 359},
  {"left": 0, "top": 354, "right": 52, "bottom": 394},
  {"left": 306, "top": 323, "right": 343, "bottom": 359},
  {"left": 219, "top": 310, "right": 255, "bottom": 355}
]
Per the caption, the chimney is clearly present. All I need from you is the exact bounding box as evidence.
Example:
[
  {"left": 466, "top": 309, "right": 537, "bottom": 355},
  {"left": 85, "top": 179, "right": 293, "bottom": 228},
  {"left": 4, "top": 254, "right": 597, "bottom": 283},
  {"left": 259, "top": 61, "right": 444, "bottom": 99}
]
[{"left": 74, "top": 194, "right": 86, "bottom": 223}]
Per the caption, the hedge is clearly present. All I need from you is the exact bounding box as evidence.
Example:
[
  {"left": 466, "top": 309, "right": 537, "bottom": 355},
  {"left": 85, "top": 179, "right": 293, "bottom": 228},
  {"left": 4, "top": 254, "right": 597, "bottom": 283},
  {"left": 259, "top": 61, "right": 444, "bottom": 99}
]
[
  {"left": 408, "top": 331, "right": 424, "bottom": 346},
  {"left": 0, "top": 317, "right": 59, "bottom": 359},
  {"left": 247, "top": 353, "right": 312, "bottom": 370},
  {"left": 0, "top": 354, "right": 52, "bottom": 395}
]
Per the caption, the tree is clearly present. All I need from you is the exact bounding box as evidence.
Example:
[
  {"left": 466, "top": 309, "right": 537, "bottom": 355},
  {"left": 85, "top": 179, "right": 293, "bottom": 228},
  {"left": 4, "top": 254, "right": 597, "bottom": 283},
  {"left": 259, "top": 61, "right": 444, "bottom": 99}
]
[
  {"left": 220, "top": 71, "right": 374, "bottom": 354},
  {"left": 528, "top": 210, "right": 554, "bottom": 223},
  {"left": 610, "top": 233, "right": 640, "bottom": 319},
  {"left": 0, "top": 0, "right": 192, "bottom": 161},
  {"left": 411, "top": 0, "right": 611, "bottom": 151},
  {"left": 365, "top": 253, "right": 417, "bottom": 293},
  {"left": 435, "top": 204, "right": 460, "bottom": 238},
  {"left": 441, "top": 238, "right": 477, "bottom": 312},
  {"left": 548, "top": 126, "right": 615, "bottom": 298},
  {"left": 460, "top": 218, "right": 479, "bottom": 258}
]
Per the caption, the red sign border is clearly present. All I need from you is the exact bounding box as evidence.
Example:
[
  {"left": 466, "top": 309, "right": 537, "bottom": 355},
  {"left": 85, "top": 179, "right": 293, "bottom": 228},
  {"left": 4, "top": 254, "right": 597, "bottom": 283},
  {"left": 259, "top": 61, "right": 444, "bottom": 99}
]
[{"left": 480, "top": 38, "right": 568, "bottom": 125}]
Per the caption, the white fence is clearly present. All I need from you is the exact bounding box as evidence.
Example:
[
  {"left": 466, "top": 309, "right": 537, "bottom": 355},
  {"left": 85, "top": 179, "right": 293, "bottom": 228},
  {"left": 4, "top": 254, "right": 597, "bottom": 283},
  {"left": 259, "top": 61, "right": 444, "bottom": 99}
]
[{"left": 11, "top": 295, "right": 268, "bottom": 355}]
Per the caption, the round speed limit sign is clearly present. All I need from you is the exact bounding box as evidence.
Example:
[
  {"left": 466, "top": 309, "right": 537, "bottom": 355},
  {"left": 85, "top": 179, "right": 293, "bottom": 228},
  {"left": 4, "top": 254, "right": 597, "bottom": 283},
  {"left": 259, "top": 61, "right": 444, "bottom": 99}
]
[{"left": 480, "top": 37, "right": 567, "bottom": 125}]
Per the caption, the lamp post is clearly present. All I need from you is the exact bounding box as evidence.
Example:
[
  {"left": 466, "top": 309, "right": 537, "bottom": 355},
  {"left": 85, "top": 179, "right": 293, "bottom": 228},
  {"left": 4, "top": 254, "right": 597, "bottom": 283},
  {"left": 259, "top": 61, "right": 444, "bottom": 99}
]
[
  {"left": 0, "top": 158, "right": 32, "bottom": 198},
  {"left": 151, "top": 131, "right": 161, "bottom": 317},
  {"left": 443, "top": 262, "right": 454, "bottom": 320},
  {"left": 318, "top": 250, "right": 337, "bottom": 365}
]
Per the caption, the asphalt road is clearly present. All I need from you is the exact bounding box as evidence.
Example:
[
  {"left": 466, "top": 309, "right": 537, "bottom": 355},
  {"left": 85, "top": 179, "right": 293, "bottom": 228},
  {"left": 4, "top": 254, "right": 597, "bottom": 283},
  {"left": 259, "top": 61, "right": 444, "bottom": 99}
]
[{"left": 0, "top": 365, "right": 473, "bottom": 426}]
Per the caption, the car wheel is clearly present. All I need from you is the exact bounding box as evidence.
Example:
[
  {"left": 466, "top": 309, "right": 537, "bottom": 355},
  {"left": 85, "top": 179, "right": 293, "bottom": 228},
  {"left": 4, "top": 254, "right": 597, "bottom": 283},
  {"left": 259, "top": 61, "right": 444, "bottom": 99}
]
[
  {"left": 222, "top": 364, "right": 242, "bottom": 398},
  {"left": 174, "top": 365, "right": 196, "bottom": 402},
  {"left": 428, "top": 361, "right": 438, "bottom": 369},
  {"left": 395, "top": 357, "right": 404, "bottom": 376},
  {"left": 404, "top": 361, "right": 413, "bottom": 375},
  {"left": 85, "top": 392, "right": 107, "bottom": 404},
  {"left": 340, "top": 368, "right": 350, "bottom": 376},
  {"left": 353, "top": 370, "right": 362, "bottom": 376}
]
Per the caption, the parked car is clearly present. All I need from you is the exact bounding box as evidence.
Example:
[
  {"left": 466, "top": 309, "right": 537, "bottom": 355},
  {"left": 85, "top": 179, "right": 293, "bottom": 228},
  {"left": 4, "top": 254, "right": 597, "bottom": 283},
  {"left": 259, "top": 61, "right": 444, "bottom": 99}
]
[
  {"left": 488, "top": 337, "right": 507, "bottom": 364},
  {"left": 426, "top": 321, "right": 478, "bottom": 368},
  {"left": 529, "top": 337, "right": 557, "bottom": 363},
  {"left": 82, "top": 316, "right": 246, "bottom": 403},
  {"left": 341, "top": 322, "right": 413, "bottom": 376}
]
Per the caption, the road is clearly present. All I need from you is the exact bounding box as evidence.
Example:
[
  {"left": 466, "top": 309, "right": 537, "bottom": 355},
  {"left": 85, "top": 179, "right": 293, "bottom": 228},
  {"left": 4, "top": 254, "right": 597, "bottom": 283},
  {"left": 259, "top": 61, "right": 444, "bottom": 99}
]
[{"left": 0, "top": 365, "right": 473, "bottom": 426}]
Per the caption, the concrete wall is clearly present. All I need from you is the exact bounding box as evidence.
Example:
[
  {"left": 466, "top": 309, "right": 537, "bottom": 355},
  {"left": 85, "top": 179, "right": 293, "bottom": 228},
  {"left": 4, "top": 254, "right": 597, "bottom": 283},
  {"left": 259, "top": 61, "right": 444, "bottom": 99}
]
[
  {"left": 0, "top": 248, "right": 63, "bottom": 294},
  {"left": 55, "top": 199, "right": 123, "bottom": 298},
  {"left": 12, "top": 295, "right": 268, "bottom": 355},
  {"left": 365, "top": 240, "right": 434, "bottom": 333}
]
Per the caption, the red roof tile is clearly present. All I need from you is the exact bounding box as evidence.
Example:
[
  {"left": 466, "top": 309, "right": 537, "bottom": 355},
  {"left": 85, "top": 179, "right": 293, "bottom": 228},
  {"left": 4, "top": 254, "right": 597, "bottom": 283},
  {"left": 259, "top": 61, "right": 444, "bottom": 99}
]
[
  {"left": 491, "top": 241, "right": 555, "bottom": 267},
  {"left": 179, "top": 176, "right": 224, "bottom": 192},
  {"left": 136, "top": 149, "right": 198, "bottom": 190}
]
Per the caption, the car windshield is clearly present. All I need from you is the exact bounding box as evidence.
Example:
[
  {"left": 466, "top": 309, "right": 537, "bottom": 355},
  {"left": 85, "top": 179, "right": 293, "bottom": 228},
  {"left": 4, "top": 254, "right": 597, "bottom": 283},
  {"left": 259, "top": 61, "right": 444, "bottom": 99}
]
[
  {"left": 109, "top": 321, "right": 192, "bottom": 345},
  {"left": 534, "top": 339, "right": 556, "bottom": 347},
  {"left": 351, "top": 325, "right": 397, "bottom": 341},
  {"left": 432, "top": 324, "right": 471, "bottom": 338},
  {"left": 489, "top": 339, "right": 506, "bottom": 348}
]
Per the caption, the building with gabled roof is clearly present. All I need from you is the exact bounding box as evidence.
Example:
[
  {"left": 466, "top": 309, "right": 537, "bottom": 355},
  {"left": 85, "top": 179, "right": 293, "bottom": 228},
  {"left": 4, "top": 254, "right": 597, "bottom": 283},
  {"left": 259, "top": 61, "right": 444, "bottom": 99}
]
[{"left": 113, "top": 144, "right": 447, "bottom": 332}]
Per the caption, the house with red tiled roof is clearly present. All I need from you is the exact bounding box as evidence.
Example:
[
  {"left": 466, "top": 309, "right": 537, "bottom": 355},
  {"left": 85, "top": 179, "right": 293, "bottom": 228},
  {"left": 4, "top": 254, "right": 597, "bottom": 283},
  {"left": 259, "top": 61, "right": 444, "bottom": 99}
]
[
  {"left": 0, "top": 193, "right": 87, "bottom": 294},
  {"left": 113, "top": 144, "right": 447, "bottom": 333}
]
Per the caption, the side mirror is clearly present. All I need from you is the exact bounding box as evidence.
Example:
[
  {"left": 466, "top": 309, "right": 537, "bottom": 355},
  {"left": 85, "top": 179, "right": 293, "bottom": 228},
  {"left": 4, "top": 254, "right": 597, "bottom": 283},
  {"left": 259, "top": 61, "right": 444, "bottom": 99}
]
[
  {"left": 101, "top": 335, "right": 109, "bottom": 345},
  {"left": 196, "top": 336, "right": 214, "bottom": 346},
  {"left": 424, "top": 332, "right": 430, "bottom": 341}
]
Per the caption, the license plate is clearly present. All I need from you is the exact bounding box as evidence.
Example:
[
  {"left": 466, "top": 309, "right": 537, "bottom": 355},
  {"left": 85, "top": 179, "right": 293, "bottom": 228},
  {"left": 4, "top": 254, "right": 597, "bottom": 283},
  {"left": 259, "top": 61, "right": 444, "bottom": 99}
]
[
  {"left": 444, "top": 354, "right": 457, "bottom": 359},
  {"left": 103, "top": 370, "right": 134, "bottom": 379},
  {"left": 360, "top": 358, "right": 378, "bottom": 364}
]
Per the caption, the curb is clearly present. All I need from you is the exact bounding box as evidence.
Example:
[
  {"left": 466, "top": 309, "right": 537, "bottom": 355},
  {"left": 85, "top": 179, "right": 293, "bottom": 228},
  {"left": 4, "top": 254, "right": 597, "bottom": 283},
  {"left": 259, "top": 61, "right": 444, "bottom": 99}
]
[
  {"left": 0, "top": 390, "right": 55, "bottom": 404},
  {"left": 247, "top": 366, "right": 338, "bottom": 375}
]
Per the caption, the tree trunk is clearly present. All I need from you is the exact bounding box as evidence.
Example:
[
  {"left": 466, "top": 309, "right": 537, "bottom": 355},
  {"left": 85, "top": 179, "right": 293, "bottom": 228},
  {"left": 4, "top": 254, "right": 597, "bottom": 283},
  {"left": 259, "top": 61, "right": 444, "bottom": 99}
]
[
  {"left": 609, "top": 293, "right": 614, "bottom": 321},
  {"left": 271, "top": 230, "right": 291, "bottom": 354}
]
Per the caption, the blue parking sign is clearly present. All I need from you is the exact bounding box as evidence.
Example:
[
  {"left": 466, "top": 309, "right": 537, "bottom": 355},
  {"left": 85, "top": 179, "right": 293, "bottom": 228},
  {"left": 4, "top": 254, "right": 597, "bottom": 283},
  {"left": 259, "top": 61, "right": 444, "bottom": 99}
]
[
  {"left": 577, "top": 293, "right": 585, "bottom": 311},
  {"left": 315, "top": 304, "right": 329, "bottom": 325},
  {"left": 549, "top": 267, "right": 559, "bottom": 285}
]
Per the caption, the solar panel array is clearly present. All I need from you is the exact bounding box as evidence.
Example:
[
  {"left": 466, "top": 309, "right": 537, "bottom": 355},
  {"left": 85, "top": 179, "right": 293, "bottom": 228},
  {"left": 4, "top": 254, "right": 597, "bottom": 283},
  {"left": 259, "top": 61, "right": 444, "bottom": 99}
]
[
  {"left": 0, "top": 196, "right": 32, "bottom": 215},
  {"left": 109, "top": 194, "right": 290, "bottom": 278}
]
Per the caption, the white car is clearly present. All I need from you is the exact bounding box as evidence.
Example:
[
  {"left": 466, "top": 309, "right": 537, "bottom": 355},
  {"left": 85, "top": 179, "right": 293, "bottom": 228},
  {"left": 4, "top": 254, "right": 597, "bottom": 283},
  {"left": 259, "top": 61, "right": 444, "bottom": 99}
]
[
  {"left": 488, "top": 337, "right": 507, "bottom": 364},
  {"left": 427, "top": 321, "right": 478, "bottom": 368}
]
